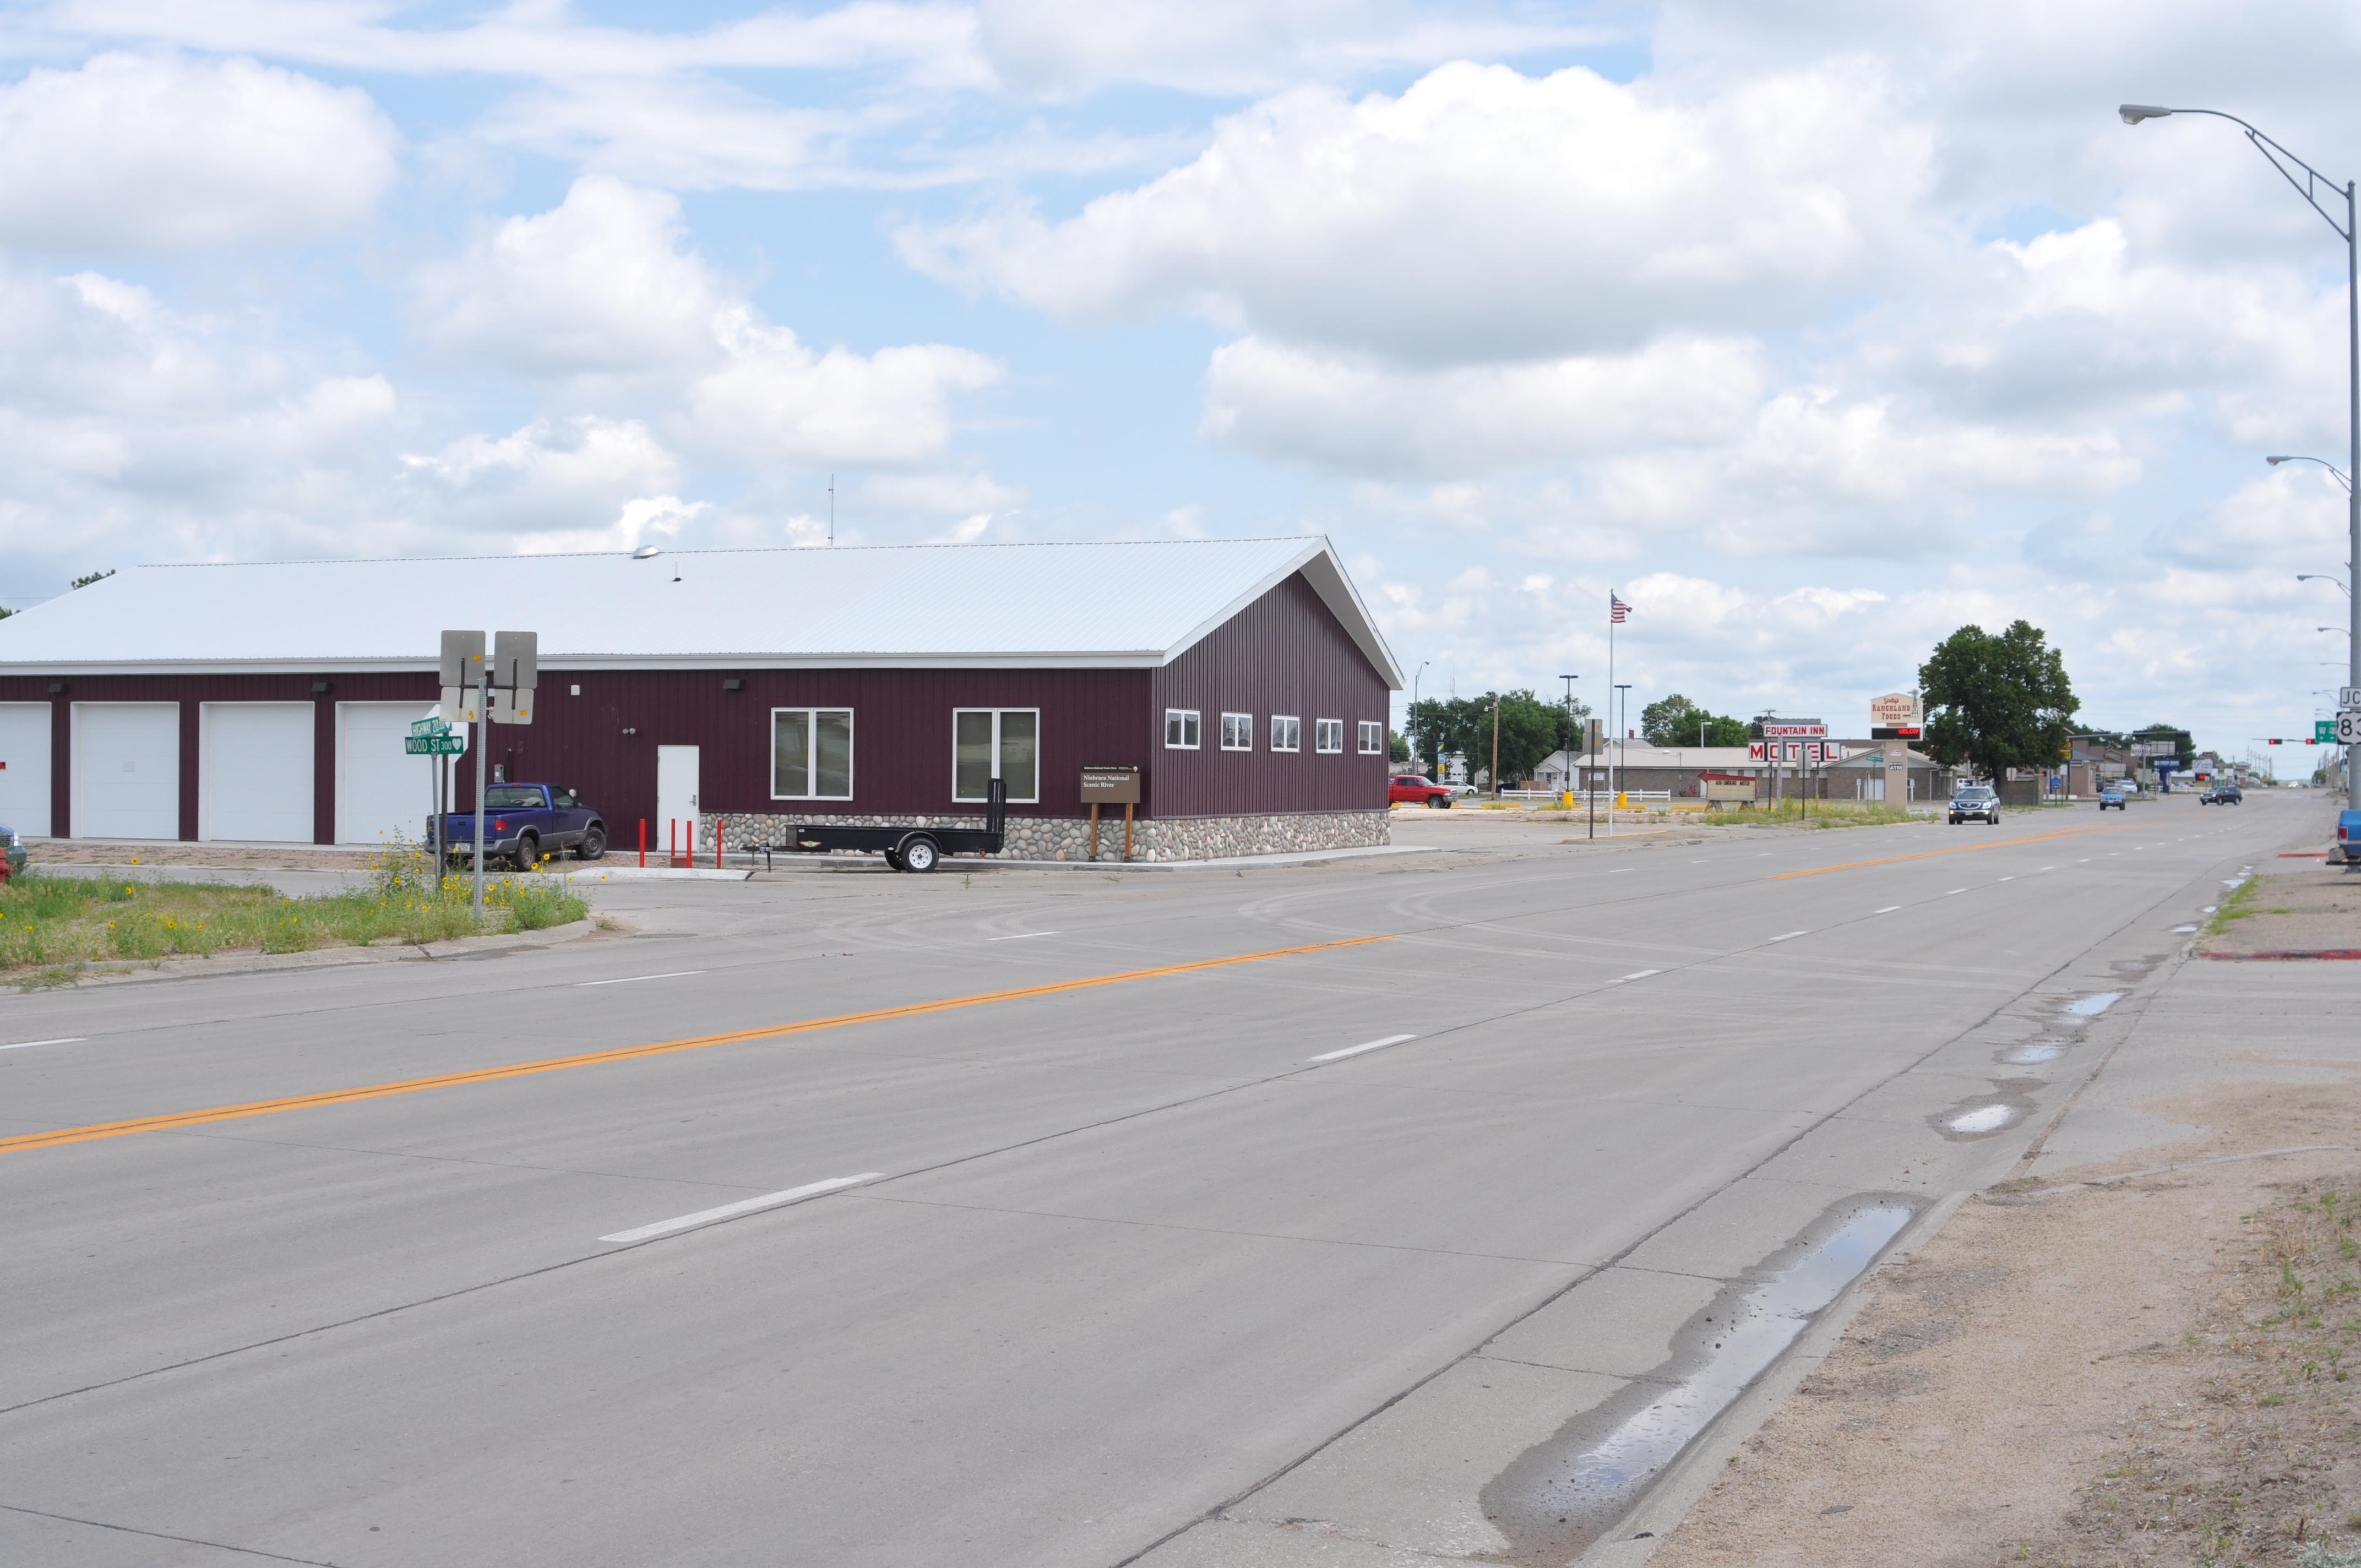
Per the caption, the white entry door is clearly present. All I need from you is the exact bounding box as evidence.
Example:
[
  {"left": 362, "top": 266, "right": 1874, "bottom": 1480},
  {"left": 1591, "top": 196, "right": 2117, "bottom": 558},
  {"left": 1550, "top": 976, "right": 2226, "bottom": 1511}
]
[
  {"left": 201, "top": 703, "right": 314, "bottom": 842},
  {"left": 72, "top": 703, "right": 179, "bottom": 840},
  {"left": 657, "top": 745, "right": 699, "bottom": 859},
  {"left": 0, "top": 704, "right": 51, "bottom": 837}
]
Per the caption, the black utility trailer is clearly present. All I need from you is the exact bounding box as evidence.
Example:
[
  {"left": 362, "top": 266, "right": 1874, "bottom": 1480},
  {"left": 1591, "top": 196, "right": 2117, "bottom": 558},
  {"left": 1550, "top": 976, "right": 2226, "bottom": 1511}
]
[{"left": 788, "top": 781, "right": 1005, "bottom": 873}]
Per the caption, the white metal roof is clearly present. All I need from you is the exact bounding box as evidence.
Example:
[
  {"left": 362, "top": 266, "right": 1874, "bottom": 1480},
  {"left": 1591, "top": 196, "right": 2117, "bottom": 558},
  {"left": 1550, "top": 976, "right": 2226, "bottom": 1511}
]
[{"left": 0, "top": 537, "right": 1402, "bottom": 687}]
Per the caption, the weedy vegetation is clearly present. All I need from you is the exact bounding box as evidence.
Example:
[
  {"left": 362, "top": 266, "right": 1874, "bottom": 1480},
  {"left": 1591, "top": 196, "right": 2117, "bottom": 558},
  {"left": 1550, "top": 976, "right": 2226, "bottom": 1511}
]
[{"left": 0, "top": 837, "right": 585, "bottom": 982}]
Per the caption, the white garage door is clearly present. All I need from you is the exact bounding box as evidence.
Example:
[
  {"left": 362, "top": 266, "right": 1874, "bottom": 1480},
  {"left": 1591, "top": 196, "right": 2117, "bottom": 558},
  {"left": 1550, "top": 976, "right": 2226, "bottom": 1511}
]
[
  {"left": 336, "top": 702, "right": 443, "bottom": 847},
  {"left": 73, "top": 703, "right": 179, "bottom": 840},
  {"left": 0, "top": 704, "right": 51, "bottom": 837},
  {"left": 200, "top": 704, "right": 314, "bottom": 843}
]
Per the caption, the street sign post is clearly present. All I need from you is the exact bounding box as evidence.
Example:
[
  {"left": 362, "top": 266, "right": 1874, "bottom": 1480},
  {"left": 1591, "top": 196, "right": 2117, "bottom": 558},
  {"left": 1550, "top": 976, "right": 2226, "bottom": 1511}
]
[
  {"left": 442, "top": 628, "right": 540, "bottom": 919},
  {"left": 404, "top": 733, "right": 464, "bottom": 756}
]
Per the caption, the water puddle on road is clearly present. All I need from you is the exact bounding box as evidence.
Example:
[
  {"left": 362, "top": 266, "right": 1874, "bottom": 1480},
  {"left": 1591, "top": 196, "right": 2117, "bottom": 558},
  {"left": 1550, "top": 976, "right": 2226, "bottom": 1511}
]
[
  {"left": 1999, "top": 1040, "right": 2065, "bottom": 1065},
  {"left": 2171, "top": 925, "right": 2198, "bottom": 934},
  {"left": 1480, "top": 1196, "right": 1916, "bottom": 1563},
  {"left": 2064, "top": 991, "right": 2123, "bottom": 1017},
  {"left": 1945, "top": 1104, "right": 2016, "bottom": 1134}
]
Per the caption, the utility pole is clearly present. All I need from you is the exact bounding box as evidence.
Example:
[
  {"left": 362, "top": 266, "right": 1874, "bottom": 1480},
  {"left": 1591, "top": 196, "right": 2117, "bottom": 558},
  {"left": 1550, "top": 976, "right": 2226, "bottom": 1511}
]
[
  {"left": 1489, "top": 693, "right": 1501, "bottom": 800},
  {"left": 1560, "top": 674, "right": 1578, "bottom": 798}
]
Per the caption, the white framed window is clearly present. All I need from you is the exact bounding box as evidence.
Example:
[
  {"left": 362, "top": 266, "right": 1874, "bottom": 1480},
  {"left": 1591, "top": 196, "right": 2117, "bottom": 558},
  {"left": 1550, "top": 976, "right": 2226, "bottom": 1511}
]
[
  {"left": 1315, "top": 718, "right": 1343, "bottom": 754},
  {"left": 1358, "top": 721, "right": 1383, "bottom": 755},
  {"left": 773, "top": 708, "right": 854, "bottom": 799},
  {"left": 1220, "top": 712, "right": 1253, "bottom": 751},
  {"left": 1270, "top": 715, "right": 1301, "bottom": 753},
  {"left": 1164, "top": 709, "right": 1200, "bottom": 749},
  {"left": 954, "top": 709, "right": 1039, "bottom": 803}
]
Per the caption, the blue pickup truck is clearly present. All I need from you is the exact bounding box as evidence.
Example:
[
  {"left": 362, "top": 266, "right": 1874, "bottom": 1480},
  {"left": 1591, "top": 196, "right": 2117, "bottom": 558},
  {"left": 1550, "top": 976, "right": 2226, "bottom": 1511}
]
[
  {"left": 434, "top": 784, "right": 606, "bottom": 870},
  {"left": 2335, "top": 809, "right": 2361, "bottom": 869}
]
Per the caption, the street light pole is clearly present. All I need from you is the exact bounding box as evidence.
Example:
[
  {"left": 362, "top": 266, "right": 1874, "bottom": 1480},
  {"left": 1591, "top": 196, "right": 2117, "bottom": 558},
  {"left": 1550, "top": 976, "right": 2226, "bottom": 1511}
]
[
  {"left": 1411, "top": 660, "right": 1429, "bottom": 775},
  {"left": 1612, "top": 683, "right": 1632, "bottom": 835},
  {"left": 1560, "top": 674, "right": 1578, "bottom": 798},
  {"left": 2126, "top": 105, "right": 2360, "bottom": 809}
]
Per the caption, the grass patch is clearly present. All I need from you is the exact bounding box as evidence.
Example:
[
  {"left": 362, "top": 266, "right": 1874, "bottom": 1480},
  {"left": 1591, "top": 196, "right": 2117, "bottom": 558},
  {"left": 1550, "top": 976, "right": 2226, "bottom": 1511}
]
[
  {"left": 1699, "top": 801, "right": 1921, "bottom": 829},
  {"left": 2205, "top": 878, "right": 2261, "bottom": 937},
  {"left": 0, "top": 840, "right": 586, "bottom": 982}
]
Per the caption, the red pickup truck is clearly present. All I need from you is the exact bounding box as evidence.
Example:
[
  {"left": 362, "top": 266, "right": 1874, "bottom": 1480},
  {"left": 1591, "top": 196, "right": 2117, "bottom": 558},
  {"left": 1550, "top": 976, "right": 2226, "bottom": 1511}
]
[{"left": 1389, "top": 774, "right": 1455, "bottom": 808}]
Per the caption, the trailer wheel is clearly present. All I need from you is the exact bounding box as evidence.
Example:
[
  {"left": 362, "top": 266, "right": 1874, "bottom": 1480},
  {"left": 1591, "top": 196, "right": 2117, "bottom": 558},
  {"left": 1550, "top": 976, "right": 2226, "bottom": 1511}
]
[
  {"left": 884, "top": 849, "right": 904, "bottom": 870},
  {"left": 900, "top": 836, "right": 939, "bottom": 873}
]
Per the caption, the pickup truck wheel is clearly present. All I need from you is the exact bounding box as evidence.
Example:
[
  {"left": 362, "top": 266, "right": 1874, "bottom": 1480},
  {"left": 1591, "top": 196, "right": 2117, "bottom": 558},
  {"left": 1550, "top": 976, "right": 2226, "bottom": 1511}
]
[
  {"left": 1424, "top": 795, "right": 1445, "bottom": 808},
  {"left": 900, "top": 836, "right": 939, "bottom": 873},
  {"left": 577, "top": 826, "right": 606, "bottom": 862},
  {"left": 513, "top": 833, "right": 538, "bottom": 872}
]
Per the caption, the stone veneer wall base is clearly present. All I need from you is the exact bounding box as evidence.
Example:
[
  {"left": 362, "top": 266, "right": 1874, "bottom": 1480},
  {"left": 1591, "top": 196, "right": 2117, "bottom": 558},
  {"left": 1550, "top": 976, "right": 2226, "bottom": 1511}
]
[{"left": 700, "top": 808, "right": 1389, "bottom": 863}]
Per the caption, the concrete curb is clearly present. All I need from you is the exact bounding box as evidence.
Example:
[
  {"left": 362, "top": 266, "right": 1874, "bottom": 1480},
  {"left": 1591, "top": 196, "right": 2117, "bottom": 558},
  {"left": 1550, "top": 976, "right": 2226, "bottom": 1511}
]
[
  {"left": 4, "top": 917, "right": 600, "bottom": 992},
  {"left": 560, "top": 867, "right": 753, "bottom": 883},
  {"left": 1575, "top": 1190, "right": 1975, "bottom": 1567}
]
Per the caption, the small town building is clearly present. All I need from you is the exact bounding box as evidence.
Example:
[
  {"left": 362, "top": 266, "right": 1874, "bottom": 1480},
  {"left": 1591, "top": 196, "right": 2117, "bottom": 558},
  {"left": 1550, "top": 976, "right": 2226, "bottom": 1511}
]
[
  {"left": 1822, "top": 745, "right": 1958, "bottom": 802},
  {"left": 0, "top": 537, "right": 1401, "bottom": 862}
]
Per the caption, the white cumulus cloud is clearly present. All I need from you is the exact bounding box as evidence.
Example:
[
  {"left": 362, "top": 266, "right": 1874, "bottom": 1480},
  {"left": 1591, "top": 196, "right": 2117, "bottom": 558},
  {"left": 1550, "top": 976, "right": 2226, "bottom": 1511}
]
[
  {"left": 689, "top": 307, "right": 1003, "bottom": 466},
  {"left": 0, "top": 53, "right": 398, "bottom": 252}
]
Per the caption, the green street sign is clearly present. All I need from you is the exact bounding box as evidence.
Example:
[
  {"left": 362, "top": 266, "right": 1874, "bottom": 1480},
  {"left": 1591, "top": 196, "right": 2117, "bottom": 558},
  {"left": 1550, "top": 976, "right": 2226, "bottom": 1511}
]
[
  {"left": 410, "top": 716, "right": 451, "bottom": 737},
  {"left": 405, "top": 734, "right": 464, "bottom": 756},
  {"left": 2318, "top": 720, "right": 2338, "bottom": 745}
]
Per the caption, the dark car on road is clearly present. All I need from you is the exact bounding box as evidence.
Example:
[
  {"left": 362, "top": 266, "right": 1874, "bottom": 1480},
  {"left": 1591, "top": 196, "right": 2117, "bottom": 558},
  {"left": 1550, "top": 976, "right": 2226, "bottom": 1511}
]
[
  {"left": 2200, "top": 783, "right": 2243, "bottom": 804},
  {"left": 1949, "top": 785, "right": 2002, "bottom": 825},
  {"left": 1390, "top": 774, "right": 1455, "bottom": 808},
  {"left": 436, "top": 784, "right": 606, "bottom": 870}
]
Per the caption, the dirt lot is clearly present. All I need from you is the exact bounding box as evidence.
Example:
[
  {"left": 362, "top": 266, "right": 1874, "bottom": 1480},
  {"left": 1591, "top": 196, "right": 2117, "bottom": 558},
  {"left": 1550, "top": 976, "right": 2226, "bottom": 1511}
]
[{"left": 2202, "top": 862, "right": 2361, "bottom": 959}]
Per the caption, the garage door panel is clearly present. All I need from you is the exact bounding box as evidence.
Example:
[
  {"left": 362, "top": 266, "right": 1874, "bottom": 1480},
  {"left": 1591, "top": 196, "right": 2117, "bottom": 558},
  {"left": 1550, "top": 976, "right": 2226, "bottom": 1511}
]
[
  {"left": 0, "top": 704, "right": 51, "bottom": 838},
  {"left": 336, "top": 703, "right": 442, "bottom": 847},
  {"left": 72, "top": 704, "right": 179, "bottom": 841},
  {"left": 200, "top": 704, "right": 314, "bottom": 843}
]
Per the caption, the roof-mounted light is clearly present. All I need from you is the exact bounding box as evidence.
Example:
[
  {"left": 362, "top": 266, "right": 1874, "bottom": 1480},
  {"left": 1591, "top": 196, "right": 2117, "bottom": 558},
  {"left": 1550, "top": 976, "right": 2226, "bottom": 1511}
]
[{"left": 632, "top": 545, "right": 661, "bottom": 559}]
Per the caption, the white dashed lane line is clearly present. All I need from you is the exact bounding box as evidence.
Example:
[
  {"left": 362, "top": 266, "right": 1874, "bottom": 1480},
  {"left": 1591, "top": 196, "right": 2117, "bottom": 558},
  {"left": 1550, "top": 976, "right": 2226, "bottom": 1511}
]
[
  {"left": 1308, "top": 1033, "right": 1418, "bottom": 1064},
  {"left": 0, "top": 1037, "right": 84, "bottom": 1052},
  {"left": 600, "top": 1174, "right": 883, "bottom": 1244}
]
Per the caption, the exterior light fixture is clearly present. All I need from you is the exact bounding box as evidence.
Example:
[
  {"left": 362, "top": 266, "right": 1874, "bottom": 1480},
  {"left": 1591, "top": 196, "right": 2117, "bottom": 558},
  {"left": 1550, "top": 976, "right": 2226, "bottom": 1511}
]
[
  {"left": 722, "top": 678, "right": 743, "bottom": 692},
  {"left": 633, "top": 545, "right": 660, "bottom": 559},
  {"left": 2119, "top": 104, "right": 2173, "bottom": 124}
]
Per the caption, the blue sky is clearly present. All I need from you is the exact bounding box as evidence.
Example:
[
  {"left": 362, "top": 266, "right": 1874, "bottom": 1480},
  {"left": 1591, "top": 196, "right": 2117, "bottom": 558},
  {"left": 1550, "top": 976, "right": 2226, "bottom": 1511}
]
[{"left": 1, "top": 1, "right": 2357, "bottom": 769}]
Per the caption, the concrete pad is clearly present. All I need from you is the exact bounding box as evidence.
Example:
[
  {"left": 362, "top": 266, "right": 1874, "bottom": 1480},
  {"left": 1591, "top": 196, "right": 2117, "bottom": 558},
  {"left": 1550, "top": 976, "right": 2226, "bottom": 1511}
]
[
  {"left": 1236, "top": 1357, "right": 1626, "bottom": 1561},
  {"left": 1485, "top": 1265, "right": 1723, "bottom": 1378}
]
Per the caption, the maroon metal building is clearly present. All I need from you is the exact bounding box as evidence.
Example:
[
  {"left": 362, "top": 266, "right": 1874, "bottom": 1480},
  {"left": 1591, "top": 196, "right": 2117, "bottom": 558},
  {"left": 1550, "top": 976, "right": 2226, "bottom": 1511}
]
[{"left": 0, "top": 537, "right": 1403, "bottom": 862}]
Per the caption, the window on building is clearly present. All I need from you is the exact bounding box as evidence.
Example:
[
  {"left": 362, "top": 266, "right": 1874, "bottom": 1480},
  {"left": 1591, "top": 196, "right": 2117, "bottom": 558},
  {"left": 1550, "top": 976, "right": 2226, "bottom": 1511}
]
[
  {"left": 954, "top": 709, "right": 1039, "bottom": 802},
  {"left": 1220, "top": 712, "right": 1253, "bottom": 750},
  {"left": 1271, "top": 715, "right": 1301, "bottom": 753},
  {"left": 1358, "top": 721, "right": 1383, "bottom": 755},
  {"left": 774, "top": 709, "right": 854, "bottom": 799},
  {"left": 1164, "top": 709, "right": 1200, "bottom": 749},
  {"left": 1315, "top": 718, "right": 1343, "bottom": 753}
]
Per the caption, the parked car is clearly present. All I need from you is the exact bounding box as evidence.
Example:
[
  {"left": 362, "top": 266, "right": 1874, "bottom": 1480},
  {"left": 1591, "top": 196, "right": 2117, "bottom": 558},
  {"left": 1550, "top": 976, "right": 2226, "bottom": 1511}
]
[
  {"left": 2333, "top": 809, "right": 2361, "bottom": 867},
  {"left": 2199, "top": 783, "right": 2243, "bottom": 804},
  {"left": 1389, "top": 774, "right": 1455, "bottom": 808},
  {"left": 2098, "top": 784, "right": 2127, "bottom": 810},
  {"left": 0, "top": 824, "right": 23, "bottom": 880},
  {"left": 1949, "top": 784, "right": 2003, "bottom": 825},
  {"left": 435, "top": 783, "right": 606, "bottom": 870}
]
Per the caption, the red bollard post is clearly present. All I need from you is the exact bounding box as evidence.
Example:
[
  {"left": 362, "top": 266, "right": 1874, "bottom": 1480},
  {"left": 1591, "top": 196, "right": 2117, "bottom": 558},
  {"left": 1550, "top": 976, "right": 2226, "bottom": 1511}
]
[
  {"left": 715, "top": 823, "right": 722, "bottom": 870},
  {"left": 638, "top": 818, "right": 646, "bottom": 868}
]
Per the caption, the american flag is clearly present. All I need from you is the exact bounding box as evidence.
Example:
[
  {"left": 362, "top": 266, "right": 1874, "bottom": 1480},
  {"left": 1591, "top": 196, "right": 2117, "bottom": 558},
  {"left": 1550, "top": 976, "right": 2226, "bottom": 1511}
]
[{"left": 1609, "top": 594, "right": 1630, "bottom": 624}]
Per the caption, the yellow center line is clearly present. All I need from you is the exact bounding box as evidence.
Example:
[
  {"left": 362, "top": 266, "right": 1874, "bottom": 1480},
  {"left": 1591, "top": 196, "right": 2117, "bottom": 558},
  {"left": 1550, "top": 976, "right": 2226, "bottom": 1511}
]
[
  {"left": 0, "top": 935, "right": 1389, "bottom": 1156},
  {"left": 1768, "top": 823, "right": 2134, "bottom": 880}
]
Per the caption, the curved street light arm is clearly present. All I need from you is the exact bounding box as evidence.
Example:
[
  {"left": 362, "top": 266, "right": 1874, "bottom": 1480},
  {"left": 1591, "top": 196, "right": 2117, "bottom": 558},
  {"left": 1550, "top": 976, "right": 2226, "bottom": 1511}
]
[
  {"left": 2128, "top": 107, "right": 2354, "bottom": 241},
  {"left": 2267, "top": 454, "right": 2354, "bottom": 491}
]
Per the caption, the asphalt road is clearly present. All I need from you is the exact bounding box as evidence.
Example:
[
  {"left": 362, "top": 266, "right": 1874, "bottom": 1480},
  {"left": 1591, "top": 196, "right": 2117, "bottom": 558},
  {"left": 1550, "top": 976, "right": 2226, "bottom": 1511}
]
[{"left": 0, "top": 793, "right": 2316, "bottom": 1566}]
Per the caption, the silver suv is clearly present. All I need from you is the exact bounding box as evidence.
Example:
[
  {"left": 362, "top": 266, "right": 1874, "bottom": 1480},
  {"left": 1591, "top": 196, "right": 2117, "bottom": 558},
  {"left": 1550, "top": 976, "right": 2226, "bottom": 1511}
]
[{"left": 1949, "top": 785, "right": 2001, "bottom": 825}]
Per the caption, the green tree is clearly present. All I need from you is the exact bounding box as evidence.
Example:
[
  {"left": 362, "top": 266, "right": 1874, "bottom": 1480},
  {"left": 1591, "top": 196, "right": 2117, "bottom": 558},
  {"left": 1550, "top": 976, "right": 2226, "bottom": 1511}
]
[
  {"left": 70, "top": 569, "right": 113, "bottom": 590},
  {"left": 1388, "top": 729, "right": 1410, "bottom": 763},
  {"left": 1640, "top": 694, "right": 1751, "bottom": 748},
  {"left": 1406, "top": 692, "right": 1566, "bottom": 786},
  {"left": 1917, "top": 620, "right": 2079, "bottom": 782}
]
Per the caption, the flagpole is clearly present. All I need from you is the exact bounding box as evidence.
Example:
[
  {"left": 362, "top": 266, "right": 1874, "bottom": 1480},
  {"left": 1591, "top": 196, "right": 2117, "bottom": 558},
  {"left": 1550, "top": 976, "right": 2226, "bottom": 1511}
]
[{"left": 1606, "top": 590, "right": 1615, "bottom": 838}]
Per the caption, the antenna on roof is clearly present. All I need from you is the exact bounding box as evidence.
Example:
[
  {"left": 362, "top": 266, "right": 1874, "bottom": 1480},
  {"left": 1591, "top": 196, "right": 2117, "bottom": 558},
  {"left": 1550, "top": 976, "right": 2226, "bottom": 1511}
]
[{"left": 828, "top": 474, "right": 835, "bottom": 547}]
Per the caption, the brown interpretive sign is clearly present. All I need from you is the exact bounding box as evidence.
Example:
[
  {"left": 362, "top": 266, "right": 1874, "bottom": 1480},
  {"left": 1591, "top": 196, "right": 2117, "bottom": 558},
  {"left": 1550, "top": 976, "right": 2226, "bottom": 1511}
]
[
  {"left": 1081, "top": 766, "right": 1140, "bottom": 861},
  {"left": 1079, "top": 766, "right": 1140, "bottom": 804}
]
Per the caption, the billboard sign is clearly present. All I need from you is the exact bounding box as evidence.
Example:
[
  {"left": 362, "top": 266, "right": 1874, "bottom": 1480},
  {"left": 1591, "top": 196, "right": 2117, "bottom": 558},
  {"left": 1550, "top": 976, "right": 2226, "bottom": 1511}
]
[
  {"left": 1761, "top": 719, "right": 1827, "bottom": 739},
  {"left": 1868, "top": 693, "right": 1921, "bottom": 729}
]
